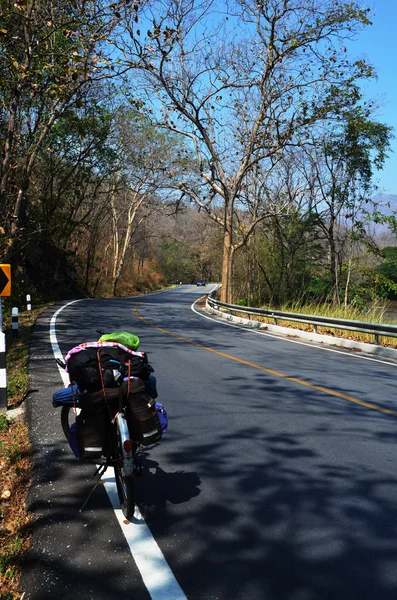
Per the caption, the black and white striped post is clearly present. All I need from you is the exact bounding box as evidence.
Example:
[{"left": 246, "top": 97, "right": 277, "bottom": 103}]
[
  {"left": 12, "top": 307, "right": 18, "bottom": 337},
  {"left": 0, "top": 299, "right": 6, "bottom": 410},
  {"left": 0, "top": 265, "right": 11, "bottom": 410},
  {"left": 26, "top": 294, "right": 31, "bottom": 312}
]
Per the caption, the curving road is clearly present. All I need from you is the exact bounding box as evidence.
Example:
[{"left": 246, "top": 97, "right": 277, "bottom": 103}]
[{"left": 22, "top": 286, "right": 397, "bottom": 599}]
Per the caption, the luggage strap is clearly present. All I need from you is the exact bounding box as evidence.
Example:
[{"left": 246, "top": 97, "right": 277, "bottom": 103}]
[
  {"left": 69, "top": 372, "right": 78, "bottom": 413},
  {"left": 97, "top": 349, "right": 108, "bottom": 408}
]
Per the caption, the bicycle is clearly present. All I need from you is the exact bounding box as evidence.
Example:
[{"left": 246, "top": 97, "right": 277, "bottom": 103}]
[
  {"left": 52, "top": 331, "right": 165, "bottom": 520},
  {"left": 53, "top": 378, "right": 143, "bottom": 519}
]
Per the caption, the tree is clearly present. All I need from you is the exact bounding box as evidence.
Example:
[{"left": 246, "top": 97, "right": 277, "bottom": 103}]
[
  {"left": 154, "top": 205, "right": 223, "bottom": 283},
  {"left": 0, "top": 0, "right": 124, "bottom": 260},
  {"left": 107, "top": 109, "right": 196, "bottom": 294},
  {"left": 376, "top": 246, "right": 397, "bottom": 299},
  {"left": 308, "top": 109, "right": 392, "bottom": 303},
  {"left": 116, "top": 0, "right": 374, "bottom": 302}
]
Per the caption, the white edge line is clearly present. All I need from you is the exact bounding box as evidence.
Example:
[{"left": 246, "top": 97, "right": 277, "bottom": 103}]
[
  {"left": 101, "top": 471, "right": 187, "bottom": 600},
  {"left": 191, "top": 294, "right": 397, "bottom": 368},
  {"left": 50, "top": 300, "right": 83, "bottom": 387},
  {"left": 49, "top": 299, "right": 187, "bottom": 600}
]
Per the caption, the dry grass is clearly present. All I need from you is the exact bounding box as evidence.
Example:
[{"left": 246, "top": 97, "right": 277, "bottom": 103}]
[
  {"left": 0, "top": 306, "right": 49, "bottom": 599},
  {"left": 230, "top": 301, "right": 397, "bottom": 348},
  {"left": 0, "top": 416, "right": 32, "bottom": 600}
]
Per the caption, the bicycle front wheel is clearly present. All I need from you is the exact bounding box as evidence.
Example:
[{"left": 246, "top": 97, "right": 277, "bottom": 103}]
[{"left": 113, "top": 415, "right": 135, "bottom": 520}]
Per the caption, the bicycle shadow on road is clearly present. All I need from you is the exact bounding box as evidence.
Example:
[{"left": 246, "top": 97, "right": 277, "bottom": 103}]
[{"left": 134, "top": 452, "right": 201, "bottom": 514}]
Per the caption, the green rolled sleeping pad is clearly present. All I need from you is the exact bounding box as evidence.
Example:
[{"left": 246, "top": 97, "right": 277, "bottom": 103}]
[{"left": 98, "top": 331, "right": 140, "bottom": 351}]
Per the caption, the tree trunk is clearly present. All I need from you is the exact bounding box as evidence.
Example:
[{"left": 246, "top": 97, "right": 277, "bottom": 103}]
[
  {"left": 0, "top": 94, "right": 20, "bottom": 213},
  {"left": 344, "top": 256, "right": 352, "bottom": 307},
  {"left": 6, "top": 100, "right": 69, "bottom": 260},
  {"left": 112, "top": 192, "right": 146, "bottom": 296},
  {"left": 110, "top": 185, "right": 119, "bottom": 283},
  {"left": 220, "top": 207, "right": 233, "bottom": 303},
  {"left": 247, "top": 246, "right": 252, "bottom": 304},
  {"left": 257, "top": 260, "right": 276, "bottom": 304},
  {"left": 328, "top": 219, "right": 340, "bottom": 305}
]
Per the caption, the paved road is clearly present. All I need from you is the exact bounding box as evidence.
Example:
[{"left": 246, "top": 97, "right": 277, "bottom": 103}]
[{"left": 22, "top": 286, "right": 397, "bottom": 599}]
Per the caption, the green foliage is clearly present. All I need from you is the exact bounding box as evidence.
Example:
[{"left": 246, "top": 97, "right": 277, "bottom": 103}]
[
  {"left": 156, "top": 237, "right": 196, "bottom": 283},
  {"left": 325, "top": 108, "right": 393, "bottom": 197},
  {"left": 237, "top": 297, "right": 250, "bottom": 307},
  {"left": 306, "top": 274, "right": 334, "bottom": 302},
  {"left": 352, "top": 268, "right": 397, "bottom": 303},
  {"left": 0, "top": 413, "right": 8, "bottom": 434},
  {"left": 251, "top": 211, "right": 323, "bottom": 306},
  {"left": 5, "top": 443, "right": 21, "bottom": 465},
  {"left": 374, "top": 246, "right": 397, "bottom": 299},
  {"left": 0, "top": 0, "right": 394, "bottom": 310},
  {"left": 0, "top": 0, "right": 127, "bottom": 267}
]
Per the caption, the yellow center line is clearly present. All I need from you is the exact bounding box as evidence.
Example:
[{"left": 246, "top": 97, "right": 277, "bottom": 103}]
[{"left": 133, "top": 305, "right": 397, "bottom": 418}]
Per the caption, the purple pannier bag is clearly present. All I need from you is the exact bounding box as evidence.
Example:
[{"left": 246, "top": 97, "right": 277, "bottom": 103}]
[
  {"left": 155, "top": 402, "right": 168, "bottom": 434},
  {"left": 68, "top": 422, "right": 80, "bottom": 458}
]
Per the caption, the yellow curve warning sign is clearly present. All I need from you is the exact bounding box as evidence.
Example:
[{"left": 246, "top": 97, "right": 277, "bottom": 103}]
[{"left": 0, "top": 265, "right": 11, "bottom": 296}]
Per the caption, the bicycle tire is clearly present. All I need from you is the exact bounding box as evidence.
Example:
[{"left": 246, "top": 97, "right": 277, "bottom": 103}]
[
  {"left": 61, "top": 405, "right": 74, "bottom": 441},
  {"left": 113, "top": 418, "right": 135, "bottom": 520}
]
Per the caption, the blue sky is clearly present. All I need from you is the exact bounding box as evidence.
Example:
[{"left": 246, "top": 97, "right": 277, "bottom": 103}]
[{"left": 354, "top": 1, "right": 397, "bottom": 195}]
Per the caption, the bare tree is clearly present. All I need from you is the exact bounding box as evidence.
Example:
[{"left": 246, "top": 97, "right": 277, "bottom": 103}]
[
  {"left": 116, "top": 0, "right": 374, "bottom": 301},
  {"left": 108, "top": 110, "right": 193, "bottom": 294}
]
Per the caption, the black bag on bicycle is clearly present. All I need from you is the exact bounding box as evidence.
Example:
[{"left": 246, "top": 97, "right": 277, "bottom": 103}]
[
  {"left": 126, "top": 379, "right": 162, "bottom": 446},
  {"left": 75, "top": 387, "right": 121, "bottom": 459},
  {"left": 65, "top": 342, "right": 153, "bottom": 392},
  {"left": 75, "top": 390, "right": 108, "bottom": 459}
]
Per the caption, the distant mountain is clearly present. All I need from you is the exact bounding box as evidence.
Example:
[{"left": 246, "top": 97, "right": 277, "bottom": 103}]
[
  {"left": 373, "top": 194, "right": 397, "bottom": 216},
  {"left": 370, "top": 195, "right": 397, "bottom": 243}
]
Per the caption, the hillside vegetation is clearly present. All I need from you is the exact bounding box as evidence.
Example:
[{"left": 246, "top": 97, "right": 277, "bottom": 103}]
[{"left": 1, "top": 0, "right": 397, "bottom": 312}]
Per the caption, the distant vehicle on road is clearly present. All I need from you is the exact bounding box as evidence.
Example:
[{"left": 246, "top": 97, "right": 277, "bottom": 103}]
[{"left": 196, "top": 279, "right": 206, "bottom": 286}]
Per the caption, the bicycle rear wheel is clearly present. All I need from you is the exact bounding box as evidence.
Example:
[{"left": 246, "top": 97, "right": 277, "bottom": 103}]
[
  {"left": 60, "top": 405, "right": 80, "bottom": 441},
  {"left": 113, "top": 415, "right": 135, "bottom": 520}
]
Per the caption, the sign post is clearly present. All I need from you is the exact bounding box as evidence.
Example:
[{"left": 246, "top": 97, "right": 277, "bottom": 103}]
[{"left": 0, "top": 265, "right": 11, "bottom": 410}]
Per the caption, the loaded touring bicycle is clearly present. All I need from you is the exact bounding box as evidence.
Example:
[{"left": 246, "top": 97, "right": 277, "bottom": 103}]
[{"left": 52, "top": 330, "right": 167, "bottom": 520}]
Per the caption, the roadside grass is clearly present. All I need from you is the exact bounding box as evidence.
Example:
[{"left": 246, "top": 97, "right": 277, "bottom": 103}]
[
  {"left": 5, "top": 307, "right": 50, "bottom": 409},
  {"left": 0, "top": 306, "right": 49, "bottom": 599},
  {"left": 231, "top": 301, "right": 397, "bottom": 348}
]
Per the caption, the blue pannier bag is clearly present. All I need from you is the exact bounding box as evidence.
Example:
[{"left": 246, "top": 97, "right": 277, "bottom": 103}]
[
  {"left": 52, "top": 384, "right": 79, "bottom": 407},
  {"left": 52, "top": 386, "right": 81, "bottom": 457},
  {"left": 155, "top": 401, "right": 168, "bottom": 434}
]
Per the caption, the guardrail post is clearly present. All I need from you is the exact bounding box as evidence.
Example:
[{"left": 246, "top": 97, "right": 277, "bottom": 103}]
[
  {"left": 12, "top": 307, "right": 18, "bottom": 337},
  {"left": 313, "top": 324, "right": 317, "bottom": 333},
  {"left": 374, "top": 333, "right": 379, "bottom": 345}
]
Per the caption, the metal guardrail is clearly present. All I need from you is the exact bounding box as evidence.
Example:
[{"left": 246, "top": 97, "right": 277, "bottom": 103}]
[{"left": 207, "top": 289, "right": 397, "bottom": 345}]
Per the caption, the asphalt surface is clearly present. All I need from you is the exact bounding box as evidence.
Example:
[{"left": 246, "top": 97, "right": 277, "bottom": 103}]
[{"left": 21, "top": 286, "right": 397, "bottom": 599}]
